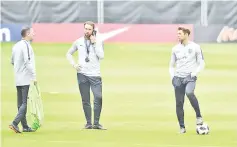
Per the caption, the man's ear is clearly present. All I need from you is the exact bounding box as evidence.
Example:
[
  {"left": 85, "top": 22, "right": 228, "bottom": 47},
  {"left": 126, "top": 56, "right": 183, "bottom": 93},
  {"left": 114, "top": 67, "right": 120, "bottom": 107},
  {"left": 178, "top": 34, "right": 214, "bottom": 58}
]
[{"left": 26, "top": 31, "right": 30, "bottom": 36}]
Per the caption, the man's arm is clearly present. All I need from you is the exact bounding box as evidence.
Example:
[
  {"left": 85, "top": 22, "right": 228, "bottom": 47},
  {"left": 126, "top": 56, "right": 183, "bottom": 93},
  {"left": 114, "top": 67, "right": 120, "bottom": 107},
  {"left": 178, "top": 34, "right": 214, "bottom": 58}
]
[
  {"left": 66, "top": 41, "right": 78, "bottom": 66},
  {"left": 192, "top": 45, "right": 205, "bottom": 77},
  {"left": 22, "top": 45, "right": 36, "bottom": 81},
  {"left": 169, "top": 48, "right": 176, "bottom": 79},
  {"left": 94, "top": 39, "right": 104, "bottom": 60}
]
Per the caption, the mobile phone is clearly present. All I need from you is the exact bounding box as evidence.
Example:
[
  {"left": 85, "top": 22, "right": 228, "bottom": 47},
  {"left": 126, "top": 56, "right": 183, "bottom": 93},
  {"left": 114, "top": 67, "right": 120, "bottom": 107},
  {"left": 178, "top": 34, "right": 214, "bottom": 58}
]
[{"left": 92, "top": 30, "right": 97, "bottom": 36}]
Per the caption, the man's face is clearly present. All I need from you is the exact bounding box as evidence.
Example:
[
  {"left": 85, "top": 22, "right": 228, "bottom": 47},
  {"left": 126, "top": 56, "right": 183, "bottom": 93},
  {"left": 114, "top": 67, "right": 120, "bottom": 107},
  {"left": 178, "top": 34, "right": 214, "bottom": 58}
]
[
  {"left": 177, "top": 30, "right": 188, "bottom": 42},
  {"left": 27, "top": 28, "right": 35, "bottom": 41},
  {"left": 84, "top": 24, "right": 93, "bottom": 38}
]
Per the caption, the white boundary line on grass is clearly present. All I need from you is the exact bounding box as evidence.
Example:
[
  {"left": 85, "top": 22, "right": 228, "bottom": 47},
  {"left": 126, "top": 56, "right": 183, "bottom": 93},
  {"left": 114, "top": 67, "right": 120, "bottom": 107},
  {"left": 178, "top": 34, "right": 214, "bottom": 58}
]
[{"left": 49, "top": 92, "right": 59, "bottom": 94}]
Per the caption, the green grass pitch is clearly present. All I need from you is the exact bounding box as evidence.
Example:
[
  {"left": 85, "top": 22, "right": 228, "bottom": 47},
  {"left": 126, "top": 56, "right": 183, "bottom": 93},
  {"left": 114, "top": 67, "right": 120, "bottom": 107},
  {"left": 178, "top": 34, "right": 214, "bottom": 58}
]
[{"left": 1, "top": 42, "right": 237, "bottom": 147}]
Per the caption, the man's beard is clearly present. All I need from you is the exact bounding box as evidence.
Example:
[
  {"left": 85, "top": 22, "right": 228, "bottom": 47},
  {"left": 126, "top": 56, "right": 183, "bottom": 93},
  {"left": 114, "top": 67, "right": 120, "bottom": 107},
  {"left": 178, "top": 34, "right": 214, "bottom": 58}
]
[
  {"left": 178, "top": 38, "right": 184, "bottom": 43},
  {"left": 85, "top": 33, "right": 91, "bottom": 39}
]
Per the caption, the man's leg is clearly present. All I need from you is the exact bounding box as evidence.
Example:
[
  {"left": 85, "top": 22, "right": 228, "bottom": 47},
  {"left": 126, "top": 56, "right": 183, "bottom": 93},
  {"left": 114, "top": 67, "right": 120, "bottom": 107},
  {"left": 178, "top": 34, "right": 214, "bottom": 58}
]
[
  {"left": 172, "top": 77, "right": 186, "bottom": 130},
  {"left": 16, "top": 86, "right": 23, "bottom": 126},
  {"left": 9, "top": 86, "right": 23, "bottom": 133},
  {"left": 21, "top": 85, "right": 30, "bottom": 129},
  {"left": 21, "top": 85, "right": 36, "bottom": 132},
  {"left": 77, "top": 73, "right": 92, "bottom": 127},
  {"left": 88, "top": 76, "right": 102, "bottom": 125},
  {"left": 88, "top": 76, "right": 105, "bottom": 130},
  {"left": 10, "top": 85, "right": 29, "bottom": 133},
  {"left": 185, "top": 80, "right": 203, "bottom": 124}
]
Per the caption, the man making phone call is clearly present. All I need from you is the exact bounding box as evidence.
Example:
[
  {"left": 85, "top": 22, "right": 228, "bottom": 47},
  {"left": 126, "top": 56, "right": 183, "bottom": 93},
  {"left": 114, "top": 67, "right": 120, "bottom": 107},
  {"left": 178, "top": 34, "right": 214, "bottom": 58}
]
[{"left": 66, "top": 21, "right": 105, "bottom": 130}]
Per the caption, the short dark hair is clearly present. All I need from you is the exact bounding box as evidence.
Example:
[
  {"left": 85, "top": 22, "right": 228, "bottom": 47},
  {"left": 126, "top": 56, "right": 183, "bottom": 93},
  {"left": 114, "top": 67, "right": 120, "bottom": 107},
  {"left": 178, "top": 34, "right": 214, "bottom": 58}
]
[
  {"left": 178, "top": 27, "right": 191, "bottom": 36},
  {"left": 84, "top": 21, "right": 95, "bottom": 29},
  {"left": 21, "top": 27, "right": 31, "bottom": 37}
]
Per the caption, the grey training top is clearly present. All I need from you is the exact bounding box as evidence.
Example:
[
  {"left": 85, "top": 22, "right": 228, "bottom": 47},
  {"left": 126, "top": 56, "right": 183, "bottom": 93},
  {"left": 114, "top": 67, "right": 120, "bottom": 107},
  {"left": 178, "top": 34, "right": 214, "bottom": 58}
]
[
  {"left": 11, "top": 40, "right": 36, "bottom": 86},
  {"left": 169, "top": 41, "right": 205, "bottom": 78},
  {"left": 66, "top": 36, "right": 104, "bottom": 77}
]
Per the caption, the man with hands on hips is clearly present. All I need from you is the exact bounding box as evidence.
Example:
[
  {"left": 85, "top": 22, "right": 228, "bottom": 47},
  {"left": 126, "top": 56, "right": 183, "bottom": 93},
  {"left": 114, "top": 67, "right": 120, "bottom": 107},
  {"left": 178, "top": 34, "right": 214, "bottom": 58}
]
[{"left": 66, "top": 21, "right": 105, "bottom": 130}]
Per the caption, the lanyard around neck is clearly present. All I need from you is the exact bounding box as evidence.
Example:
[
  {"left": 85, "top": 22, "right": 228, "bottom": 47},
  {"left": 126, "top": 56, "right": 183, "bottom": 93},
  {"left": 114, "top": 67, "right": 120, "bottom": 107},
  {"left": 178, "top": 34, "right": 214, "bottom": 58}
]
[
  {"left": 84, "top": 38, "right": 91, "bottom": 56},
  {"left": 22, "top": 40, "right": 30, "bottom": 60}
]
